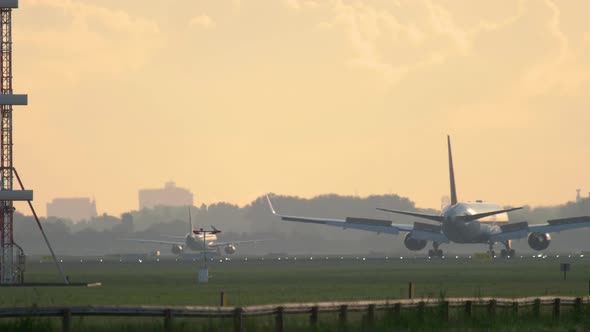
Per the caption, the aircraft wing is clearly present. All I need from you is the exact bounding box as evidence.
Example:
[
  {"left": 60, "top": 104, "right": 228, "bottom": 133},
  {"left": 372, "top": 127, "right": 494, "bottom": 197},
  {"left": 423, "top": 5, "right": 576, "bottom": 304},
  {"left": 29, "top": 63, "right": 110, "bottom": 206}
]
[
  {"left": 161, "top": 235, "right": 187, "bottom": 239},
  {"left": 488, "top": 222, "right": 530, "bottom": 242},
  {"left": 266, "top": 195, "right": 413, "bottom": 235},
  {"left": 121, "top": 238, "right": 184, "bottom": 246},
  {"left": 409, "top": 222, "right": 450, "bottom": 243},
  {"left": 489, "top": 216, "right": 590, "bottom": 242},
  {"left": 209, "top": 239, "right": 268, "bottom": 248},
  {"left": 528, "top": 216, "right": 590, "bottom": 234}
]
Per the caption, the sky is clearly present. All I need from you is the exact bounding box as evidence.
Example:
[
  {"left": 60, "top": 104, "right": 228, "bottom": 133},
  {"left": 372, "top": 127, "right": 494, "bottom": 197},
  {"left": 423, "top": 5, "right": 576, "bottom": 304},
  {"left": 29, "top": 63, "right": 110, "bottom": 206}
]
[{"left": 9, "top": 0, "right": 590, "bottom": 216}]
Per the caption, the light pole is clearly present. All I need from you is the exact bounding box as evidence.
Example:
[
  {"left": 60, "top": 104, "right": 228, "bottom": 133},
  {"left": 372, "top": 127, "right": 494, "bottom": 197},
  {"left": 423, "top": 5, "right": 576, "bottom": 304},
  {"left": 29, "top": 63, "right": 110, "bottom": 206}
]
[{"left": 193, "top": 227, "right": 221, "bottom": 283}]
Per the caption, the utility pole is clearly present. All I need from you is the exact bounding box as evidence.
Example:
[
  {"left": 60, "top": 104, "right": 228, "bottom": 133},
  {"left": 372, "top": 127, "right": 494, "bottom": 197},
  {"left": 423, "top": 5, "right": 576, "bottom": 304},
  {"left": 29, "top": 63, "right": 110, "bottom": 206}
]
[{"left": 193, "top": 227, "right": 221, "bottom": 283}]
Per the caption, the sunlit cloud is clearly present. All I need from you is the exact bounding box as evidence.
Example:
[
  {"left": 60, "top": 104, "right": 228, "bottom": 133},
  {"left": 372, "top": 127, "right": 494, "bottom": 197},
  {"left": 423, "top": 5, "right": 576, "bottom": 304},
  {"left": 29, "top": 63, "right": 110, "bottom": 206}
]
[
  {"left": 19, "top": 0, "right": 163, "bottom": 84},
  {"left": 10, "top": 0, "right": 590, "bottom": 215},
  {"left": 189, "top": 14, "right": 215, "bottom": 30}
]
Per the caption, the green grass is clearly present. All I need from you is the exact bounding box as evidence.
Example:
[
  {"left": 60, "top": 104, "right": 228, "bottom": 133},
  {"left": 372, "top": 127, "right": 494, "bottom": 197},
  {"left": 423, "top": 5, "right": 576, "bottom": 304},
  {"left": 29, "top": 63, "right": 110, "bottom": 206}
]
[
  {"left": 1, "top": 257, "right": 590, "bottom": 330},
  {"left": 1, "top": 256, "right": 588, "bottom": 307}
]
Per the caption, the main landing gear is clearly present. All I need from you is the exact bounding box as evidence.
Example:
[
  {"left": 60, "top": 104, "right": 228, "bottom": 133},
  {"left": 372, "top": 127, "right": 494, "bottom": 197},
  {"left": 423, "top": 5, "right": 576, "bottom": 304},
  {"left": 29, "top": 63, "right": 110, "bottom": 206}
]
[
  {"left": 487, "top": 243, "right": 495, "bottom": 258},
  {"left": 500, "top": 240, "right": 515, "bottom": 258},
  {"left": 428, "top": 242, "right": 443, "bottom": 258},
  {"left": 488, "top": 241, "right": 515, "bottom": 258}
]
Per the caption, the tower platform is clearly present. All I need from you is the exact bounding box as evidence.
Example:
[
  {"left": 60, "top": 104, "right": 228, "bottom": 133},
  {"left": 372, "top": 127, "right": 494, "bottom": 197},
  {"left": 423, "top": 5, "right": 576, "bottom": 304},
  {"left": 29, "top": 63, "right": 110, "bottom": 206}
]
[
  {"left": 0, "top": 94, "right": 27, "bottom": 105},
  {"left": 0, "top": 1, "right": 17, "bottom": 9}
]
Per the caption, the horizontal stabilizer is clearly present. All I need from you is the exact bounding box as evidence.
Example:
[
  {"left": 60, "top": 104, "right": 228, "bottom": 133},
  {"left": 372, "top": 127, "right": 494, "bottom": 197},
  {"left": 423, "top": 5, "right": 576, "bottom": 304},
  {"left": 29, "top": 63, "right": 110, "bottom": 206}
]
[
  {"left": 459, "top": 207, "right": 523, "bottom": 222},
  {"left": 375, "top": 208, "right": 444, "bottom": 223}
]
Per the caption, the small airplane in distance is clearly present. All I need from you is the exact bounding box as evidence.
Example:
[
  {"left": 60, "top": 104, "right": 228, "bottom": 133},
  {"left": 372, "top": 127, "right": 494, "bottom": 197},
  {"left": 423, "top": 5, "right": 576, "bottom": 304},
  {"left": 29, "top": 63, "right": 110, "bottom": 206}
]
[
  {"left": 125, "top": 208, "right": 265, "bottom": 255},
  {"left": 267, "top": 136, "right": 590, "bottom": 258}
]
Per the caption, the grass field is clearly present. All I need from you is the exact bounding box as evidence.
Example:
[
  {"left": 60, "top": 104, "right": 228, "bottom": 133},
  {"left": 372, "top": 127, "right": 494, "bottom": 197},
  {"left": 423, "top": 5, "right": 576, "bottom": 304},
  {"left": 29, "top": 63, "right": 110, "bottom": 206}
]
[{"left": 1, "top": 255, "right": 589, "bottom": 307}]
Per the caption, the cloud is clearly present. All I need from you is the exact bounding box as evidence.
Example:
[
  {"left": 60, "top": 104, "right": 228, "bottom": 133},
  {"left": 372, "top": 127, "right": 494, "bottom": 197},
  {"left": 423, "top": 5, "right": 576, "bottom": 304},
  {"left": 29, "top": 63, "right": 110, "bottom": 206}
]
[
  {"left": 13, "top": 0, "right": 590, "bottom": 213},
  {"left": 283, "top": 0, "right": 319, "bottom": 11},
  {"left": 19, "top": 0, "right": 163, "bottom": 85},
  {"left": 516, "top": 0, "right": 588, "bottom": 98},
  {"left": 189, "top": 14, "right": 215, "bottom": 29},
  {"left": 283, "top": 0, "right": 475, "bottom": 84},
  {"left": 281, "top": 0, "right": 590, "bottom": 97}
]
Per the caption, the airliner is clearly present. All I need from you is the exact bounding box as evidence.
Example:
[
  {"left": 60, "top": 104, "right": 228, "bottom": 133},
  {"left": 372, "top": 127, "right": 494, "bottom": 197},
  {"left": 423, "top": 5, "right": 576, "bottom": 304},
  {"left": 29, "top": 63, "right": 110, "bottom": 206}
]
[
  {"left": 267, "top": 136, "right": 590, "bottom": 258},
  {"left": 125, "top": 208, "right": 264, "bottom": 255}
]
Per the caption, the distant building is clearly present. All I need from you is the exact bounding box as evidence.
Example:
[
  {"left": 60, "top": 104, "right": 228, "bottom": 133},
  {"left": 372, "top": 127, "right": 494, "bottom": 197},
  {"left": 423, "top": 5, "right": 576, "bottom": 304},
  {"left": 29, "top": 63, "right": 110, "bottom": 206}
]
[
  {"left": 138, "top": 181, "right": 193, "bottom": 210},
  {"left": 46, "top": 197, "right": 98, "bottom": 222}
]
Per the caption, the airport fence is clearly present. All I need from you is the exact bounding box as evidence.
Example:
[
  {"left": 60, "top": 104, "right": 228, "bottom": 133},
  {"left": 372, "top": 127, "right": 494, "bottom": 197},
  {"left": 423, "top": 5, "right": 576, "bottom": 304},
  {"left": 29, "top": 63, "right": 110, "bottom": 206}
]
[{"left": 0, "top": 296, "right": 589, "bottom": 332}]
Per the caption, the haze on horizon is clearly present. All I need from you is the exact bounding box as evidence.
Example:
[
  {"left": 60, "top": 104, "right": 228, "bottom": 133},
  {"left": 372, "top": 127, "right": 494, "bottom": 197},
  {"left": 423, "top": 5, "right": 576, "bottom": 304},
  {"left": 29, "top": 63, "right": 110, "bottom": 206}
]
[{"left": 12, "top": 0, "right": 590, "bottom": 216}]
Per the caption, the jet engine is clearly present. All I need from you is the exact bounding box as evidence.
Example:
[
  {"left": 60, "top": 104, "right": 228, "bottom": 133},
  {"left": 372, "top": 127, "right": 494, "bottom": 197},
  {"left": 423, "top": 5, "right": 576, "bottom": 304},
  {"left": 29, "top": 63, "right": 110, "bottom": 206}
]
[
  {"left": 171, "top": 244, "right": 184, "bottom": 255},
  {"left": 404, "top": 233, "right": 427, "bottom": 251},
  {"left": 528, "top": 232, "right": 551, "bottom": 251},
  {"left": 224, "top": 244, "right": 236, "bottom": 254}
]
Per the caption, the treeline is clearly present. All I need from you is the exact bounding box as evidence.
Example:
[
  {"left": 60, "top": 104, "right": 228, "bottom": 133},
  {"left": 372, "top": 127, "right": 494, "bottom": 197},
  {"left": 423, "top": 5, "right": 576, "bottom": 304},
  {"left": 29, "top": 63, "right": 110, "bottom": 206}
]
[{"left": 12, "top": 194, "right": 590, "bottom": 256}]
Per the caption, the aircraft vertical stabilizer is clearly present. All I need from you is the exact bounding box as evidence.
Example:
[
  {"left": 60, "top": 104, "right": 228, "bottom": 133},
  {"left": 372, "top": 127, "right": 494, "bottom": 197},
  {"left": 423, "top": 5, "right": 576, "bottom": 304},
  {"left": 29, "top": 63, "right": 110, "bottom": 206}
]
[
  {"left": 188, "top": 206, "right": 193, "bottom": 232},
  {"left": 447, "top": 135, "right": 458, "bottom": 205}
]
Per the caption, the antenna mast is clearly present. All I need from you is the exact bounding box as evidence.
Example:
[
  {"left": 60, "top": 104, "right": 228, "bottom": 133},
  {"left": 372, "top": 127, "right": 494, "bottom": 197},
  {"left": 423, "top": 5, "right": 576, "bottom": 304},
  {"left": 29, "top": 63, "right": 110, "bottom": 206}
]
[{"left": 0, "top": 0, "right": 66, "bottom": 285}]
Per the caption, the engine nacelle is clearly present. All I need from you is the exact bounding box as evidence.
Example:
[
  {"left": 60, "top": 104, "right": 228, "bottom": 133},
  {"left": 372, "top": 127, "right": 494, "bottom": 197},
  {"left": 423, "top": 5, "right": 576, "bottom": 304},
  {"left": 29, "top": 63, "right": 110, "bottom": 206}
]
[
  {"left": 404, "top": 233, "right": 427, "bottom": 251},
  {"left": 528, "top": 232, "right": 551, "bottom": 251},
  {"left": 224, "top": 244, "right": 236, "bottom": 254},
  {"left": 171, "top": 244, "right": 184, "bottom": 255}
]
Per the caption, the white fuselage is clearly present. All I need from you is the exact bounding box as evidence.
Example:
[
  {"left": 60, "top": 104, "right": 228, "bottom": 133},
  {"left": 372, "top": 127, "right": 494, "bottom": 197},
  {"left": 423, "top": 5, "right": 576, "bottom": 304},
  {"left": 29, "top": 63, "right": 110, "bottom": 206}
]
[
  {"left": 185, "top": 233, "right": 218, "bottom": 251},
  {"left": 440, "top": 202, "right": 508, "bottom": 243}
]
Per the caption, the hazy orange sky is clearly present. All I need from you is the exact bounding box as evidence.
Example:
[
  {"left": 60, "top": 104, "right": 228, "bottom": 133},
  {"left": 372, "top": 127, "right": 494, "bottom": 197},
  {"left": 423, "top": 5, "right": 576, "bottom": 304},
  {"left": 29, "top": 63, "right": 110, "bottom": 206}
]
[{"left": 10, "top": 0, "right": 590, "bottom": 216}]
